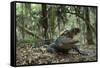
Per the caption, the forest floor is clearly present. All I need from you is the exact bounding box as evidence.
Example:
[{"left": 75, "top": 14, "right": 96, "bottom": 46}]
[{"left": 16, "top": 43, "right": 97, "bottom": 66}]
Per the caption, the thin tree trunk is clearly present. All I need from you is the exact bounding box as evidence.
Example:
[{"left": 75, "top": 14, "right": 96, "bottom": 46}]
[
  {"left": 21, "top": 4, "right": 25, "bottom": 40},
  {"left": 85, "top": 7, "right": 94, "bottom": 45},
  {"left": 41, "top": 4, "right": 48, "bottom": 40}
]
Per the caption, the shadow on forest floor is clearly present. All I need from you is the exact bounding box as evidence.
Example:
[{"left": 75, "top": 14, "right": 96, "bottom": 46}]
[{"left": 16, "top": 43, "right": 97, "bottom": 66}]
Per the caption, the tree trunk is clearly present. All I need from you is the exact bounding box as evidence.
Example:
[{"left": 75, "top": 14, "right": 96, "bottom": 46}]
[
  {"left": 85, "top": 7, "right": 94, "bottom": 45},
  {"left": 21, "top": 4, "right": 25, "bottom": 40},
  {"left": 41, "top": 4, "right": 48, "bottom": 39}
]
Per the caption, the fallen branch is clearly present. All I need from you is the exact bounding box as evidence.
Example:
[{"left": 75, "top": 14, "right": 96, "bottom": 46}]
[{"left": 18, "top": 24, "right": 44, "bottom": 40}]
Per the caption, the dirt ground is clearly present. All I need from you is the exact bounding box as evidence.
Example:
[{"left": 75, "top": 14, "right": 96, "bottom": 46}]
[{"left": 16, "top": 43, "right": 97, "bottom": 66}]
